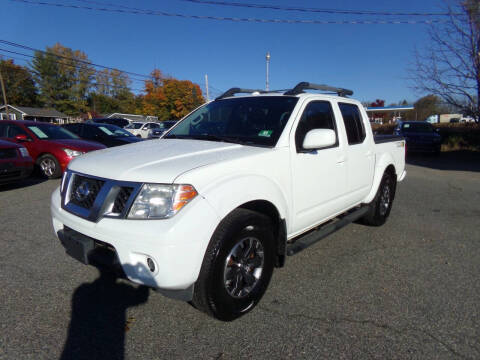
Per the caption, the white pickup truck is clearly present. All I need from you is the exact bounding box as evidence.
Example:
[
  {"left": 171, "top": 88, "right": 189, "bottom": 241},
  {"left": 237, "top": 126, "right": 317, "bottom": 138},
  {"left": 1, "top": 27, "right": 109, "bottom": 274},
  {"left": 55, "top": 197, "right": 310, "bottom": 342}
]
[{"left": 51, "top": 82, "right": 406, "bottom": 321}]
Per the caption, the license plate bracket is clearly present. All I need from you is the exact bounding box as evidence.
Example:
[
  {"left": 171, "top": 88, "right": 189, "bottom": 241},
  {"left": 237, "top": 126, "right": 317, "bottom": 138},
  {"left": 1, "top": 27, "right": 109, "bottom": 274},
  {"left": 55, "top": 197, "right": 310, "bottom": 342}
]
[{"left": 61, "top": 230, "right": 95, "bottom": 264}]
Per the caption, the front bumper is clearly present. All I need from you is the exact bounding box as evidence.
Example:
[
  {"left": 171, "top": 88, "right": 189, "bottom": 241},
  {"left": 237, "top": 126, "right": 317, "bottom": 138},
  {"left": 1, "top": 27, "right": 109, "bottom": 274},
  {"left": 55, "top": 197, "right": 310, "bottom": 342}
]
[
  {"left": 51, "top": 186, "right": 220, "bottom": 292},
  {"left": 0, "top": 159, "right": 33, "bottom": 184}
]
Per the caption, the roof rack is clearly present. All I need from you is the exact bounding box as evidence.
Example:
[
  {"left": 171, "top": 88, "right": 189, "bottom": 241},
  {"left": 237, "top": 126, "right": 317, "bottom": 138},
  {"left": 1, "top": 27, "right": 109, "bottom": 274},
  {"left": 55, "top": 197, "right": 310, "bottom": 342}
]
[
  {"left": 284, "top": 82, "right": 353, "bottom": 97},
  {"left": 215, "top": 88, "right": 266, "bottom": 100}
]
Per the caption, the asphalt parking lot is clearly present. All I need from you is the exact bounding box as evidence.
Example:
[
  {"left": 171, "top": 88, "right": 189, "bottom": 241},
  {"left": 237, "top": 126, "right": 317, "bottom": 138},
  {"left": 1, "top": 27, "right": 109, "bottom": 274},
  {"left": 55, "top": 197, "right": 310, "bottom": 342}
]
[{"left": 1, "top": 152, "right": 479, "bottom": 360}]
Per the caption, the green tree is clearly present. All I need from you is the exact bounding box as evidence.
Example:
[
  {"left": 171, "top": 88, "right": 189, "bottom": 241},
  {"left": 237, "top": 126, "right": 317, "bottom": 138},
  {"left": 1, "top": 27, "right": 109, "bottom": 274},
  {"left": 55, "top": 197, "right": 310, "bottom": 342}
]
[
  {"left": 0, "top": 58, "right": 39, "bottom": 106},
  {"left": 90, "top": 68, "right": 135, "bottom": 115},
  {"left": 31, "top": 43, "right": 94, "bottom": 116}
]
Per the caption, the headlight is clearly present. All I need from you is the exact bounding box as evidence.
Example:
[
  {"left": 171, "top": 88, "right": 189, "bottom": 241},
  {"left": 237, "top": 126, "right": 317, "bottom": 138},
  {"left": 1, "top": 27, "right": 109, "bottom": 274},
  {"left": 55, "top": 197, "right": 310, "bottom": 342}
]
[
  {"left": 62, "top": 148, "right": 84, "bottom": 157},
  {"left": 18, "top": 147, "right": 30, "bottom": 158},
  {"left": 128, "top": 183, "right": 198, "bottom": 219}
]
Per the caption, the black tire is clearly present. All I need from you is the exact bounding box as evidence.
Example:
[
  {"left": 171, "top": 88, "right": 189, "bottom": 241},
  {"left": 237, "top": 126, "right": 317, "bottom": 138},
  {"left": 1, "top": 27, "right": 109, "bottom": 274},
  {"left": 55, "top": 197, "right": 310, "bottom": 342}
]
[
  {"left": 192, "top": 208, "right": 275, "bottom": 321},
  {"left": 361, "top": 170, "right": 396, "bottom": 226},
  {"left": 37, "top": 154, "right": 62, "bottom": 179}
]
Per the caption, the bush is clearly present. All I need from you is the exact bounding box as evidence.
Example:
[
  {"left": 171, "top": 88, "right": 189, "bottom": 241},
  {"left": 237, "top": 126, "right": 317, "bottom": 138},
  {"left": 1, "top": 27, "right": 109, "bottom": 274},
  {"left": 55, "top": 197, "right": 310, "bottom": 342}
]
[
  {"left": 436, "top": 124, "right": 480, "bottom": 151},
  {"left": 369, "top": 122, "right": 480, "bottom": 151}
]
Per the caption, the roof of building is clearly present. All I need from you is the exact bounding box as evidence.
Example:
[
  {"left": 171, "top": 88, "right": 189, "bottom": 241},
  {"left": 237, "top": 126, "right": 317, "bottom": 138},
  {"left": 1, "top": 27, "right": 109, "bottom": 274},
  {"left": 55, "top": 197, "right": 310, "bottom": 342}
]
[
  {"left": 0, "top": 105, "right": 68, "bottom": 118},
  {"left": 365, "top": 105, "right": 414, "bottom": 112}
]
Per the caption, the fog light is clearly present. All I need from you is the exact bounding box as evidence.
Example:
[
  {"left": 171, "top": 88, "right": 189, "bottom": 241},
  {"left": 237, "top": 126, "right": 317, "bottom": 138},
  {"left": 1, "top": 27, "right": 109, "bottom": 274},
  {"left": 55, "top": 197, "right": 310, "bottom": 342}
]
[{"left": 147, "top": 258, "right": 155, "bottom": 272}]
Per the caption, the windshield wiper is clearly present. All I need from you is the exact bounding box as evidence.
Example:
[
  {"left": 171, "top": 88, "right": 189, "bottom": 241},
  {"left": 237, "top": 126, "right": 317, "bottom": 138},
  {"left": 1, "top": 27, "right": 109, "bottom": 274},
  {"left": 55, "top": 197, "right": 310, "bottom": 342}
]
[{"left": 164, "top": 134, "right": 242, "bottom": 144}]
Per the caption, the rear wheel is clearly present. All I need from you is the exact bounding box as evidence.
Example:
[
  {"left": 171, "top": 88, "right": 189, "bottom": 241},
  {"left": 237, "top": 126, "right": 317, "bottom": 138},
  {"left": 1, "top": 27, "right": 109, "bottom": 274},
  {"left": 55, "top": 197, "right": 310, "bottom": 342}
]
[
  {"left": 37, "top": 154, "right": 62, "bottom": 179},
  {"left": 361, "top": 170, "right": 396, "bottom": 226},
  {"left": 192, "top": 208, "right": 275, "bottom": 321}
]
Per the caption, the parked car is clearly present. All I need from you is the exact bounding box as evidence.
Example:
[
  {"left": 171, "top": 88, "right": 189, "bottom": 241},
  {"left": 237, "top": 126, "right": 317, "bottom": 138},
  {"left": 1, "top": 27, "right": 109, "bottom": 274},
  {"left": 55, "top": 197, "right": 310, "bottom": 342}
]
[
  {"left": 62, "top": 122, "right": 144, "bottom": 148},
  {"left": 125, "top": 122, "right": 162, "bottom": 138},
  {"left": 149, "top": 120, "right": 178, "bottom": 138},
  {"left": 52, "top": 82, "right": 406, "bottom": 321},
  {"left": 0, "top": 139, "right": 33, "bottom": 185},
  {"left": 394, "top": 121, "right": 441, "bottom": 154},
  {"left": 0, "top": 120, "right": 106, "bottom": 179},
  {"left": 91, "top": 118, "right": 132, "bottom": 128}
]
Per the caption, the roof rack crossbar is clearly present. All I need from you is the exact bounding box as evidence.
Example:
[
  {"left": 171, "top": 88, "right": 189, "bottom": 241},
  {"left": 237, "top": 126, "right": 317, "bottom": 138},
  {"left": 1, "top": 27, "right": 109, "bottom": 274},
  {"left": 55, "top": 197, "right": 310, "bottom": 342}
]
[
  {"left": 284, "top": 82, "right": 353, "bottom": 97},
  {"left": 215, "top": 88, "right": 267, "bottom": 100}
]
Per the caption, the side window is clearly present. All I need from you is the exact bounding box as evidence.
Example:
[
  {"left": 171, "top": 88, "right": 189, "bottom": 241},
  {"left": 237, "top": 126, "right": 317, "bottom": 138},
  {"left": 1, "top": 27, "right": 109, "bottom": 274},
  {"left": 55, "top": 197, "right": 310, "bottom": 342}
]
[
  {"left": 65, "top": 124, "right": 80, "bottom": 135},
  {"left": 339, "top": 103, "right": 366, "bottom": 145},
  {"left": 83, "top": 126, "right": 100, "bottom": 139},
  {"left": 295, "top": 101, "right": 337, "bottom": 152},
  {"left": 0, "top": 123, "right": 8, "bottom": 137},
  {"left": 7, "top": 125, "right": 29, "bottom": 138}
]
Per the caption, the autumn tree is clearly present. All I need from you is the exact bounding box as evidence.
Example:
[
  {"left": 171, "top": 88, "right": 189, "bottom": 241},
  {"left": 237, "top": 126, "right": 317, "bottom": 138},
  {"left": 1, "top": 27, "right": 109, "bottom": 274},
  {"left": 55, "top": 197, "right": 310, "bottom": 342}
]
[
  {"left": 0, "top": 58, "right": 39, "bottom": 106},
  {"left": 369, "top": 99, "right": 386, "bottom": 122},
  {"left": 142, "top": 69, "right": 205, "bottom": 120},
  {"left": 142, "top": 69, "right": 166, "bottom": 118},
  {"left": 410, "top": 0, "right": 480, "bottom": 121}
]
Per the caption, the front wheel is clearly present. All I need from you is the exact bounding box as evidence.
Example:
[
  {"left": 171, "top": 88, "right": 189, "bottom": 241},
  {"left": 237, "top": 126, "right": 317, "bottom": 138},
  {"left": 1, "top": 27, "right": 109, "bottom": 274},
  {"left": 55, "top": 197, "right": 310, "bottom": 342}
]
[
  {"left": 361, "top": 170, "right": 396, "bottom": 226},
  {"left": 37, "top": 154, "right": 62, "bottom": 179},
  {"left": 192, "top": 209, "right": 275, "bottom": 321}
]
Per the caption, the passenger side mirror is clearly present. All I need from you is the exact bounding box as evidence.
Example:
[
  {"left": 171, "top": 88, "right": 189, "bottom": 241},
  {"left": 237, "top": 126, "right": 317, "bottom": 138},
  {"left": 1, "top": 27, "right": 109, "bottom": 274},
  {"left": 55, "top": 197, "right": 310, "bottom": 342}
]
[
  {"left": 14, "top": 134, "right": 29, "bottom": 142},
  {"left": 302, "top": 129, "right": 336, "bottom": 150}
]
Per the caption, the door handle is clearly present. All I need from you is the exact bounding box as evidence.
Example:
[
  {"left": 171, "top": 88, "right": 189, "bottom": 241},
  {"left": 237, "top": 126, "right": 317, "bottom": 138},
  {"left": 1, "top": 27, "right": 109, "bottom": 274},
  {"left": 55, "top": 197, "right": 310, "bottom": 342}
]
[{"left": 337, "top": 156, "right": 346, "bottom": 164}]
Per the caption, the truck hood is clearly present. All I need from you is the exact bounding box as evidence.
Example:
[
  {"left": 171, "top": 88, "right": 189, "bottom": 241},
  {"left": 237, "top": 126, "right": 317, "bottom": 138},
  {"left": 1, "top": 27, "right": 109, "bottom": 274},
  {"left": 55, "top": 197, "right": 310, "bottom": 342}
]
[{"left": 68, "top": 139, "right": 270, "bottom": 183}]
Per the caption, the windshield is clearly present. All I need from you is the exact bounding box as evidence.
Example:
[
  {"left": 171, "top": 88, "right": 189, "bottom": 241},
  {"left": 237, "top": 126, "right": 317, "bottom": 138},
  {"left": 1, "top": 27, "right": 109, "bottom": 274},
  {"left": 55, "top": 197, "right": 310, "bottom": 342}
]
[
  {"left": 165, "top": 96, "right": 299, "bottom": 147},
  {"left": 27, "top": 124, "right": 79, "bottom": 140},
  {"left": 402, "top": 122, "right": 434, "bottom": 133},
  {"left": 97, "top": 124, "right": 133, "bottom": 137},
  {"left": 125, "top": 122, "right": 143, "bottom": 129}
]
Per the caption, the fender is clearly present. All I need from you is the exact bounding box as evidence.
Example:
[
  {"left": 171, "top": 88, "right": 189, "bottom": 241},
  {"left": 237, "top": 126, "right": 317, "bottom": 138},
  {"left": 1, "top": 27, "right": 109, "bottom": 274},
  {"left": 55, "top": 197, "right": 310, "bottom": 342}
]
[
  {"left": 200, "top": 174, "right": 289, "bottom": 224},
  {"left": 363, "top": 153, "right": 396, "bottom": 204}
]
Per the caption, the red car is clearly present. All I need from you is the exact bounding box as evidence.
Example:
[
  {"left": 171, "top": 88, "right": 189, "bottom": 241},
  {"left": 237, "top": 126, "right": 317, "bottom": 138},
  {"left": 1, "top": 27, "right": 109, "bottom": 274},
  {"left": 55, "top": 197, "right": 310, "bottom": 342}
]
[
  {"left": 0, "top": 120, "right": 106, "bottom": 179},
  {"left": 0, "top": 139, "right": 34, "bottom": 185}
]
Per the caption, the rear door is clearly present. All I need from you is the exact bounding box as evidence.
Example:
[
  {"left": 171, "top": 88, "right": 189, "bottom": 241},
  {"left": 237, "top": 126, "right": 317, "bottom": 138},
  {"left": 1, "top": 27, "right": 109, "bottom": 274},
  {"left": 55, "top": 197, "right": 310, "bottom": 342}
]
[
  {"left": 338, "top": 103, "right": 375, "bottom": 203},
  {"left": 290, "top": 100, "right": 348, "bottom": 234}
]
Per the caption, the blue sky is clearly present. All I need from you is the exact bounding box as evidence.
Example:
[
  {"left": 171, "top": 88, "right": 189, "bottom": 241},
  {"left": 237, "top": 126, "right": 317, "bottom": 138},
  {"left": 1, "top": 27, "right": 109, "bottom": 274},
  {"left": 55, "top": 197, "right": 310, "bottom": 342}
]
[{"left": 2, "top": 0, "right": 447, "bottom": 104}]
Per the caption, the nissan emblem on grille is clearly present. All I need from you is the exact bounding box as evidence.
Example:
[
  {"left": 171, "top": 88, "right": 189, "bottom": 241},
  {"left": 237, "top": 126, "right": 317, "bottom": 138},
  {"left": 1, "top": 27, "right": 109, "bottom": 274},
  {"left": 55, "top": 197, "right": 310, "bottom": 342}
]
[{"left": 74, "top": 181, "right": 91, "bottom": 202}]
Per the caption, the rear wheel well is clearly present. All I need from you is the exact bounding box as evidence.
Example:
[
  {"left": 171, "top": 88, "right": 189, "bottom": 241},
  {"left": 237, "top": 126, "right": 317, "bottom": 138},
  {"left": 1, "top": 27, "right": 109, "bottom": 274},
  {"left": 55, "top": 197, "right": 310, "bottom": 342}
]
[
  {"left": 384, "top": 165, "right": 397, "bottom": 200},
  {"left": 238, "top": 200, "right": 286, "bottom": 268}
]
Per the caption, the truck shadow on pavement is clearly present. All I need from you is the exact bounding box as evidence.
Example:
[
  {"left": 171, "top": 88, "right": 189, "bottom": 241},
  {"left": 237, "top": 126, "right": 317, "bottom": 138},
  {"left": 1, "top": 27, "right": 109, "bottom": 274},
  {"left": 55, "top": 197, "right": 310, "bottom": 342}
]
[
  {"left": 60, "top": 267, "right": 150, "bottom": 360},
  {"left": 406, "top": 150, "right": 480, "bottom": 172}
]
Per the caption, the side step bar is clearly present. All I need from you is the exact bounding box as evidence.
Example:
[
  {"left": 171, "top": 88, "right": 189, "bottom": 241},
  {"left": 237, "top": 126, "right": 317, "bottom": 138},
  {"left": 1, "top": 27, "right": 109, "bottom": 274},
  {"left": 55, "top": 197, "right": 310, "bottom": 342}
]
[{"left": 286, "top": 206, "right": 369, "bottom": 256}]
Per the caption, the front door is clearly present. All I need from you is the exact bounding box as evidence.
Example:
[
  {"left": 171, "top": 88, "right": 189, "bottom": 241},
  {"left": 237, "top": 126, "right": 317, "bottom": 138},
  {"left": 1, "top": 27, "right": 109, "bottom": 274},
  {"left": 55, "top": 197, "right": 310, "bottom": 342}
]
[{"left": 290, "top": 100, "right": 348, "bottom": 235}]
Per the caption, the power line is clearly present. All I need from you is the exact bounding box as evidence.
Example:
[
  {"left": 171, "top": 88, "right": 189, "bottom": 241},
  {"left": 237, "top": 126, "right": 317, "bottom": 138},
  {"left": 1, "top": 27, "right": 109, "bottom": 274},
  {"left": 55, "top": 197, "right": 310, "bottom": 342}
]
[
  {"left": 180, "top": 0, "right": 461, "bottom": 17},
  {"left": 0, "top": 39, "right": 151, "bottom": 80},
  {"left": 0, "top": 48, "right": 145, "bottom": 92},
  {"left": 9, "top": 0, "right": 449, "bottom": 24}
]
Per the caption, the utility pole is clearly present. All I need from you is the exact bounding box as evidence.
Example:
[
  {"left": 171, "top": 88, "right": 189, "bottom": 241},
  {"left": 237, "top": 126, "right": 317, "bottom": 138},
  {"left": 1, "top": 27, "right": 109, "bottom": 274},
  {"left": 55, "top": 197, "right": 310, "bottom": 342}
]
[
  {"left": 0, "top": 69, "right": 9, "bottom": 120},
  {"left": 205, "top": 74, "right": 209, "bottom": 102},
  {"left": 265, "top": 52, "right": 271, "bottom": 91}
]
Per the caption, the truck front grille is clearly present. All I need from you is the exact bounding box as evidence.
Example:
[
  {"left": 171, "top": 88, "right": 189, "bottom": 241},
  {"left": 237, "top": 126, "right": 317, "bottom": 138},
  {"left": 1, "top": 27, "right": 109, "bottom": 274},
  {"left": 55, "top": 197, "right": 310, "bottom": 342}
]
[
  {"left": 112, "top": 187, "right": 134, "bottom": 214},
  {"left": 69, "top": 175, "right": 105, "bottom": 210},
  {"left": 61, "top": 171, "right": 141, "bottom": 222}
]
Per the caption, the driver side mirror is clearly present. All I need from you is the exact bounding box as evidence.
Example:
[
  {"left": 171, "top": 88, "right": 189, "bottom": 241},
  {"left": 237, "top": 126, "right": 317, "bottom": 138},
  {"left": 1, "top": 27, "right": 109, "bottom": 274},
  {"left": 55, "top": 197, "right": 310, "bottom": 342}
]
[
  {"left": 303, "top": 129, "right": 336, "bottom": 150},
  {"left": 14, "top": 134, "right": 30, "bottom": 142}
]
